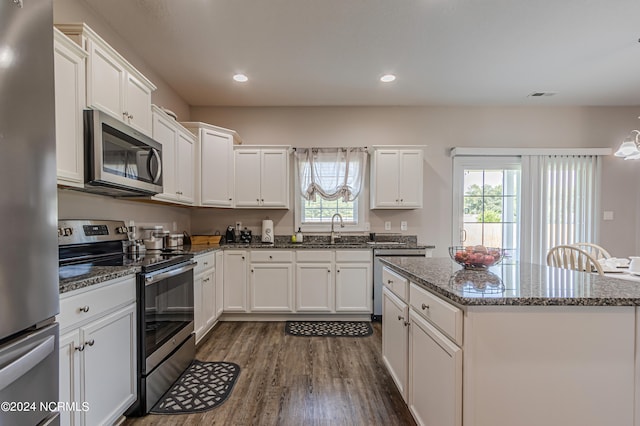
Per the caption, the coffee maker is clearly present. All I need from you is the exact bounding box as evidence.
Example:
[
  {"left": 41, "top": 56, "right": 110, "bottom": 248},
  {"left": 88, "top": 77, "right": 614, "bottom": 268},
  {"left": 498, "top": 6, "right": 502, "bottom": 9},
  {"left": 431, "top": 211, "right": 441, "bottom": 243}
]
[{"left": 225, "top": 226, "right": 235, "bottom": 243}]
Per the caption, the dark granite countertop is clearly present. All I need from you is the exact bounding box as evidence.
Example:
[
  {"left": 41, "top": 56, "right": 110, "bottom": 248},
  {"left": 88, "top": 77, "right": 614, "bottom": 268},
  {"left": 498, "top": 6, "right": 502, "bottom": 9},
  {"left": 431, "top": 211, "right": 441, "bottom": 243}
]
[
  {"left": 379, "top": 257, "right": 640, "bottom": 307},
  {"left": 59, "top": 239, "right": 435, "bottom": 294},
  {"left": 59, "top": 264, "right": 140, "bottom": 295}
]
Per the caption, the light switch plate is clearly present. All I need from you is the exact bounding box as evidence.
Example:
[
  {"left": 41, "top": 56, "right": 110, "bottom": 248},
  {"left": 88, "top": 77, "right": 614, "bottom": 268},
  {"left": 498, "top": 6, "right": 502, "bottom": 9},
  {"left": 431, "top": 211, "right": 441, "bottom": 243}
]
[
  {"left": 401, "top": 221, "right": 407, "bottom": 231},
  {"left": 603, "top": 211, "right": 614, "bottom": 221},
  {"left": 384, "top": 221, "right": 391, "bottom": 231},
  {"left": 364, "top": 222, "right": 370, "bottom": 231}
]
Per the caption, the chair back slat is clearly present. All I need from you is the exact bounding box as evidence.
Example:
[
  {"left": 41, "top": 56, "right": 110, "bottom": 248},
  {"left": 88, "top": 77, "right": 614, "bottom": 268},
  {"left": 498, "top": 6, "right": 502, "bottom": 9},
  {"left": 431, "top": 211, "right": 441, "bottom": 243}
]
[{"left": 546, "top": 245, "right": 604, "bottom": 276}]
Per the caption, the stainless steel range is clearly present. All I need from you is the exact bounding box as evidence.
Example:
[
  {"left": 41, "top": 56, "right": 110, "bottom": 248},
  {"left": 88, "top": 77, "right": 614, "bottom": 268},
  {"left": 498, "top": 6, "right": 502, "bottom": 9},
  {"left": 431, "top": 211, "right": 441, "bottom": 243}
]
[{"left": 58, "top": 220, "right": 196, "bottom": 416}]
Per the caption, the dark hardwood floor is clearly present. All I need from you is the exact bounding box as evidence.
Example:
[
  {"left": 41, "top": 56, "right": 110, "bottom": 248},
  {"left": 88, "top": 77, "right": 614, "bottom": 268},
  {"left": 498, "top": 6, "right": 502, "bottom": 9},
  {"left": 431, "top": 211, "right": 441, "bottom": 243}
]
[{"left": 124, "top": 321, "right": 416, "bottom": 426}]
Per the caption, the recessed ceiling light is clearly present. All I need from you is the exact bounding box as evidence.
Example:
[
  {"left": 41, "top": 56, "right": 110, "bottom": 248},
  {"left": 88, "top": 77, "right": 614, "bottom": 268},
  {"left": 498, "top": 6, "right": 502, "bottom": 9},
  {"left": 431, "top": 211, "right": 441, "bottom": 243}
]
[
  {"left": 380, "top": 74, "right": 396, "bottom": 83},
  {"left": 233, "top": 73, "right": 248, "bottom": 82}
]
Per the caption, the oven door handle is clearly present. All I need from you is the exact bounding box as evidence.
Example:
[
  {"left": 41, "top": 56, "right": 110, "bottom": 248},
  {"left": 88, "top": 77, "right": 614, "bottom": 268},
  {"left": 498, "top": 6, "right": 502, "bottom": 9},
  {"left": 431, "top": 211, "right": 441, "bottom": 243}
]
[{"left": 145, "top": 262, "right": 197, "bottom": 285}]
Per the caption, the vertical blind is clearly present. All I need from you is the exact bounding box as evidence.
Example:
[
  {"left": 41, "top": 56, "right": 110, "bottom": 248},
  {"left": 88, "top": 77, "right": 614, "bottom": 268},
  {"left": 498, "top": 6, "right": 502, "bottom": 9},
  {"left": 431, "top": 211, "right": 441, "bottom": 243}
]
[{"left": 522, "top": 154, "right": 600, "bottom": 265}]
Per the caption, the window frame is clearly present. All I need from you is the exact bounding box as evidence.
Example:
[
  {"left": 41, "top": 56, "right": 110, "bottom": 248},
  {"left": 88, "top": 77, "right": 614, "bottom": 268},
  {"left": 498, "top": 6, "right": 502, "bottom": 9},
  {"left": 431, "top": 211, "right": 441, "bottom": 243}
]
[{"left": 294, "top": 167, "right": 369, "bottom": 233}]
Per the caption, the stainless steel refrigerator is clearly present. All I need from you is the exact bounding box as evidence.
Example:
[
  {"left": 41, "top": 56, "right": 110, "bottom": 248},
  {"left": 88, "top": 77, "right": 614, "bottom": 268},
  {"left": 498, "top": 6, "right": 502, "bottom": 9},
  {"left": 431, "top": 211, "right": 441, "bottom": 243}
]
[{"left": 0, "top": 0, "right": 60, "bottom": 425}]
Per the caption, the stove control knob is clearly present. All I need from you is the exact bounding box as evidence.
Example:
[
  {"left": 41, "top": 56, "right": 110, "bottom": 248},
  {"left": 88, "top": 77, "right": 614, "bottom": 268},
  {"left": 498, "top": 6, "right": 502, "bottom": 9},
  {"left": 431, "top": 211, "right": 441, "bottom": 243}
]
[
  {"left": 63, "top": 228, "right": 73, "bottom": 236},
  {"left": 57, "top": 228, "right": 64, "bottom": 237},
  {"left": 115, "top": 226, "right": 127, "bottom": 234}
]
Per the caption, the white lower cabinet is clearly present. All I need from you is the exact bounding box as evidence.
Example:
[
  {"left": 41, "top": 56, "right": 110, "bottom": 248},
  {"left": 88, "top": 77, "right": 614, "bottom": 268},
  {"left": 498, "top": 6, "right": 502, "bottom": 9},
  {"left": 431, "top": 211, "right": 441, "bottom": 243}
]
[
  {"left": 335, "top": 250, "right": 372, "bottom": 313},
  {"left": 295, "top": 262, "right": 333, "bottom": 312},
  {"left": 409, "top": 309, "right": 462, "bottom": 426},
  {"left": 250, "top": 263, "right": 294, "bottom": 312},
  {"left": 215, "top": 250, "right": 224, "bottom": 318},
  {"left": 382, "top": 287, "right": 409, "bottom": 401},
  {"left": 58, "top": 276, "right": 136, "bottom": 426},
  {"left": 194, "top": 252, "right": 217, "bottom": 343},
  {"left": 223, "top": 250, "right": 248, "bottom": 312}
]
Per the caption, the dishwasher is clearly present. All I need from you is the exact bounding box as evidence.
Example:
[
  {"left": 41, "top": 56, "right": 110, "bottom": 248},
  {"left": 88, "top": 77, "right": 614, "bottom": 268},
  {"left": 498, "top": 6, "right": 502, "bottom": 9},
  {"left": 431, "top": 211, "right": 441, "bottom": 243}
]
[{"left": 372, "top": 246, "right": 428, "bottom": 321}]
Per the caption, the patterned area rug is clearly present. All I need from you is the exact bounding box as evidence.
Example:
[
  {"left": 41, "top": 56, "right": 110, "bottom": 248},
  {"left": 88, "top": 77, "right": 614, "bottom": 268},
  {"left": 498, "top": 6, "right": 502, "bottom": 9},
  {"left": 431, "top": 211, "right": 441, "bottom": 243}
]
[
  {"left": 285, "top": 321, "right": 373, "bottom": 337},
  {"left": 150, "top": 360, "right": 240, "bottom": 415}
]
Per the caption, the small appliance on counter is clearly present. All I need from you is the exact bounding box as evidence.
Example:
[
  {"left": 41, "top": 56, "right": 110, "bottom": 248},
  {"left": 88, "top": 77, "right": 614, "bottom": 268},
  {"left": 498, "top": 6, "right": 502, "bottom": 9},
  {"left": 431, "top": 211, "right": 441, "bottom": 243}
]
[
  {"left": 239, "top": 228, "right": 252, "bottom": 244},
  {"left": 262, "top": 219, "right": 274, "bottom": 244},
  {"left": 225, "top": 226, "right": 236, "bottom": 243}
]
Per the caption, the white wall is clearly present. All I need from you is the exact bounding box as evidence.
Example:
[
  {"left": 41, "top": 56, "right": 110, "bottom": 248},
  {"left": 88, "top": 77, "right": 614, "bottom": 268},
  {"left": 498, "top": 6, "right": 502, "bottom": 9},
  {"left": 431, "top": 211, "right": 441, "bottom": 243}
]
[
  {"left": 58, "top": 189, "right": 191, "bottom": 238},
  {"left": 190, "top": 106, "right": 640, "bottom": 257}
]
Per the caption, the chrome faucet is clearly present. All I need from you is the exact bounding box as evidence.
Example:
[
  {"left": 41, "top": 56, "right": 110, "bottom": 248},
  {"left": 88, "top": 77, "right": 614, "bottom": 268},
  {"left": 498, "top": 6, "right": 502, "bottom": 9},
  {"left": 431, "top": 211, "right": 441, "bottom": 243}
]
[{"left": 330, "top": 213, "right": 344, "bottom": 244}]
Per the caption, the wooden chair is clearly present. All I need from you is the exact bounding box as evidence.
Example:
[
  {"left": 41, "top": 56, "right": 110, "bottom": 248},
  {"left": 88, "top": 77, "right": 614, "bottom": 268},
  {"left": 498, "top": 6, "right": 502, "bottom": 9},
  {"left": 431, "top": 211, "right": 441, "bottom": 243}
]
[
  {"left": 570, "top": 242, "right": 611, "bottom": 260},
  {"left": 546, "top": 245, "right": 604, "bottom": 276}
]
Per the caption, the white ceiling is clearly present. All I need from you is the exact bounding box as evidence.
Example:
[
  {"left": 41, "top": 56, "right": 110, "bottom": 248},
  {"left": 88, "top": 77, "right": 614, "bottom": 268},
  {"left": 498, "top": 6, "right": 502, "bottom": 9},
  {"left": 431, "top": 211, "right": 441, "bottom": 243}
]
[{"left": 83, "top": 0, "right": 640, "bottom": 107}]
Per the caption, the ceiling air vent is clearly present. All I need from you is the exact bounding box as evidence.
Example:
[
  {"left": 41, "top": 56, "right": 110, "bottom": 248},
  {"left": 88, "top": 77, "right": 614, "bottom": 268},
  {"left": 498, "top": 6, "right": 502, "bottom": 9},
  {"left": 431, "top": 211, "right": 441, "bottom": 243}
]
[{"left": 528, "top": 92, "right": 557, "bottom": 97}]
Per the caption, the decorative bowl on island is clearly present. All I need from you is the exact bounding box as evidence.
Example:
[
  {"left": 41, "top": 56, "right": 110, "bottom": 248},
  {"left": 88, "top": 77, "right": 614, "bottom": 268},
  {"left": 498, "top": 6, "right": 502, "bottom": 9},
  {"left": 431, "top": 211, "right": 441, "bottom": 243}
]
[{"left": 449, "top": 246, "right": 505, "bottom": 270}]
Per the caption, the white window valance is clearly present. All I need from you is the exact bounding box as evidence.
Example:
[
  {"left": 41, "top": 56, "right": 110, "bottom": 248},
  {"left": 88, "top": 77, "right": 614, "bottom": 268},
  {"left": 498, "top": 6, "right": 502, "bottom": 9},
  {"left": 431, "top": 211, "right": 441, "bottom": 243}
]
[{"left": 295, "top": 147, "right": 368, "bottom": 202}]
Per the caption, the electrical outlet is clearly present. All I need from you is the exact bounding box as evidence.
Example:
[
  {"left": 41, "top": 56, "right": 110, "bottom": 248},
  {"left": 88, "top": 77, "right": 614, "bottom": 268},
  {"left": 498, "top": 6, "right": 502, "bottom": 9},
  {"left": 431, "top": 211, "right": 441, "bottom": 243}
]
[
  {"left": 603, "top": 211, "right": 614, "bottom": 221},
  {"left": 384, "top": 221, "right": 391, "bottom": 231},
  {"left": 236, "top": 221, "right": 242, "bottom": 231},
  {"left": 401, "top": 221, "right": 407, "bottom": 231},
  {"left": 364, "top": 222, "right": 370, "bottom": 231}
]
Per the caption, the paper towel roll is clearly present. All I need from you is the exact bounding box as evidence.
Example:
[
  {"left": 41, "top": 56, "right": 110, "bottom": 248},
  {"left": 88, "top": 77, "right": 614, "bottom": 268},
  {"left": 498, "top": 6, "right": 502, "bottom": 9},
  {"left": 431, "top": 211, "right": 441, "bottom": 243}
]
[{"left": 262, "top": 220, "right": 274, "bottom": 243}]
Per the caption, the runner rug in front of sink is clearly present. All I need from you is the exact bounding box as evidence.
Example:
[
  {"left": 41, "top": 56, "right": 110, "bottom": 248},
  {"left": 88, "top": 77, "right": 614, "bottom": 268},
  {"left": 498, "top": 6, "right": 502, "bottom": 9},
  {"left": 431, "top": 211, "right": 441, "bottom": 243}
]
[{"left": 285, "top": 321, "right": 373, "bottom": 337}]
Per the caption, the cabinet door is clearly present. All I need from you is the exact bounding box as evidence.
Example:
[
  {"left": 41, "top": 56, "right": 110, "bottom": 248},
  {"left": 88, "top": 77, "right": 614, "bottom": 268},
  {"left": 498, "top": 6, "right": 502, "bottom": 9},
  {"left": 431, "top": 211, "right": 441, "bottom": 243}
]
[
  {"left": 409, "top": 310, "right": 462, "bottom": 426},
  {"left": 260, "top": 149, "right": 289, "bottom": 208},
  {"left": 223, "top": 251, "right": 248, "bottom": 312},
  {"left": 86, "top": 39, "right": 124, "bottom": 121},
  {"left": 176, "top": 129, "right": 195, "bottom": 204},
  {"left": 59, "top": 330, "right": 81, "bottom": 426},
  {"left": 124, "top": 72, "right": 153, "bottom": 136},
  {"left": 234, "top": 150, "right": 261, "bottom": 207},
  {"left": 215, "top": 251, "right": 224, "bottom": 318},
  {"left": 398, "top": 150, "right": 423, "bottom": 208},
  {"left": 295, "top": 263, "right": 333, "bottom": 312},
  {"left": 82, "top": 304, "right": 136, "bottom": 426},
  {"left": 202, "top": 271, "right": 216, "bottom": 328},
  {"left": 335, "top": 262, "right": 372, "bottom": 312},
  {"left": 54, "top": 33, "right": 86, "bottom": 188},
  {"left": 151, "top": 112, "right": 178, "bottom": 202},
  {"left": 382, "top": 287, "right": 409, "bottom": 401},
  {"left": 250, "top": 263, "right": 293, "bottom": 312},
  {"left": 200, "top": 129, "right": 234, "bottom": 207},
  {"left": 371, "top": 150, "right": 400, "bottom": 208},
  {"left": 193, "top": 274, "right": 205, "bottom": 343}
]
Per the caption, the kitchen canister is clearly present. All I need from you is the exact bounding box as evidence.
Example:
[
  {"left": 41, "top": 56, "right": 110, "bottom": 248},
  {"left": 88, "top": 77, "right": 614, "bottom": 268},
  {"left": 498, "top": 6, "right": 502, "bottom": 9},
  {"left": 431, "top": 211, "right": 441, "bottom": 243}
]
[{"left": 262, "top": 219, "right": 274, "bottom": 243}]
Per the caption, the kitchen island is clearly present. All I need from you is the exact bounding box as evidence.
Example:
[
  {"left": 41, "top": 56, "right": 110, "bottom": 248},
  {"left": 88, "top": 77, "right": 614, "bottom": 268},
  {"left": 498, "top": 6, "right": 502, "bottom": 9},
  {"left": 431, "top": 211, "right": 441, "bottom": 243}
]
[{"left": 379, "top": 257, "right": 640, "bottom": 426}]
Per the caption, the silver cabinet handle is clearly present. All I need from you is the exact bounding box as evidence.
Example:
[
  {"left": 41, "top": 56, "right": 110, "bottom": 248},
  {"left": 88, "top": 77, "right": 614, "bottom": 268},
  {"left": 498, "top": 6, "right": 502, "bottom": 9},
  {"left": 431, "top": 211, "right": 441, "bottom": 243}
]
[
  {"left": 421, "top": 303, "right": 429, "bottom": 310},
  {"left": 79, "top": 306, "right": 90, "bottom": 313},
  {"left": 203, "top": 262, "right": 209, "bottom": 266},
  {"left": 13, "top": 0, "right": 24, "bottom": 8},
  {"left": 269, "top": 255, "right": 273, "bottom": 259},
  {"left": 387, "top": 279, "right": 393, "bottom": 284},
  {"left": 85, "top": 339, "right": 95, "bottom": 347},
  {"left": 397, "top": 315, "right": 404, "bottom": 321},
  {"left": 75, "top": 345, "right": 84, "bottom": 352},
  {"left": 403, "top": 321, "right": 410, "bottom": 327}
]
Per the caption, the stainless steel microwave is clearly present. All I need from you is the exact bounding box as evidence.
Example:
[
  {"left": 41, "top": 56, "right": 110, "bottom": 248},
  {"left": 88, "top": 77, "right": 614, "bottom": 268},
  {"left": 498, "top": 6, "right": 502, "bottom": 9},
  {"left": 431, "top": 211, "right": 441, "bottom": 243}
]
[{"left": 83, "top": 109, "right": 162, "bottom": 196}]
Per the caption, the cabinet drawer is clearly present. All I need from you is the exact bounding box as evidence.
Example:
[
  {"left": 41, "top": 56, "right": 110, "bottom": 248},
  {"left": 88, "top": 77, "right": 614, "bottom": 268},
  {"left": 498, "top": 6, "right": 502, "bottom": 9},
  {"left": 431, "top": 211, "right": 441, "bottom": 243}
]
[
  {"left": 194, "top": 252, "right": 215, "bottom": 275},
  {"left": 335, "top": 250, "right": 371, "bottom": 262},
  {"left": 382, "top": 267, "right": 408, "bottom": 301},
  {"left": 296, "top": 250, "right": 333, "bottom": 263},
  {"left": 59, "top": 276, "right": 136, "bottom": 331},
  {"left": 410, "top": 282, "right": 463, "bottom": 345},
  {"left": 251, "top": 250, "right": 293, "bottom": 263}
]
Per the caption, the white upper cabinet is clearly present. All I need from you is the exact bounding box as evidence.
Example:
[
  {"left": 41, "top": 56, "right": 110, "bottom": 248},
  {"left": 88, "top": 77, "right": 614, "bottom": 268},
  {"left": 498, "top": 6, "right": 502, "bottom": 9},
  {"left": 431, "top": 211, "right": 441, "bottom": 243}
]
[
  {"left": 54, "top": 28, "right": 87, "bottom": 188},
  {"left": 56, "top": 24, "right": 156, "bottom": 136},
  {"left": 234, "top": 147, "right": 290, "bottom": 209},
  {"left": 182, "top": 122, "right": 241, "bottom": 208},
  {"left": 151, "top": 106, "right": 195, "bottom": 205},
  {"left": 370, "top": 147, "right": 424, "bottom": 209}
]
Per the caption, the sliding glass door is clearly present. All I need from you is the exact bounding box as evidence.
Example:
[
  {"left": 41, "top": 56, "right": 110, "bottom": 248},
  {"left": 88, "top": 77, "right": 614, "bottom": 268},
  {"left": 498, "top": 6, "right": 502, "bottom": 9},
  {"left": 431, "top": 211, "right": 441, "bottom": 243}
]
[{"left": 453, "top": 157, "right": 521, "bottom": 262}]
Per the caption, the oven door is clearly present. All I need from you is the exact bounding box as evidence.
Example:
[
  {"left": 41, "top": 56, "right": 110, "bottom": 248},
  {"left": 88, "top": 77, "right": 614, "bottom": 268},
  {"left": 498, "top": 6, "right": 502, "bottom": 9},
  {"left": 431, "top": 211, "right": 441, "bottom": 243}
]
[{"left": 140, "top": 262, "right": 195, "bottom": 375}]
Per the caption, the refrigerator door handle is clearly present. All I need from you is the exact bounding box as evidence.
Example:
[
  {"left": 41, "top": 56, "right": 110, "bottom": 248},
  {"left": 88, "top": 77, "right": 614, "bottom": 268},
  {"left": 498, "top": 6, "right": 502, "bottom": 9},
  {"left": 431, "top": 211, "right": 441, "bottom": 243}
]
[{"left": 0, "top": 335, "right": 55, "bottom": 392}]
